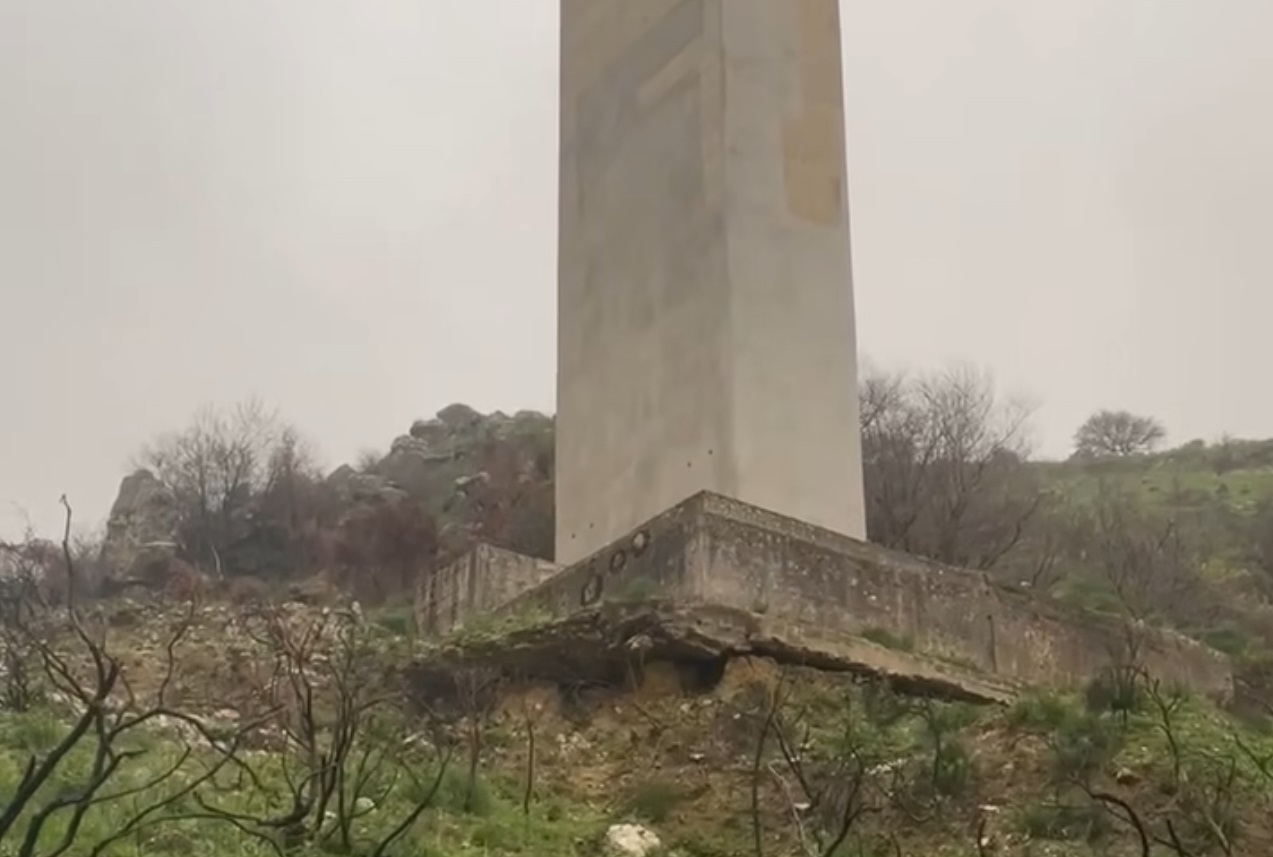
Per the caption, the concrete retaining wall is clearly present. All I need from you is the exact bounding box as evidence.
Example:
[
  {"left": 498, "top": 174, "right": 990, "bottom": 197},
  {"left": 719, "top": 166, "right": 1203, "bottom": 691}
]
[
  {"left": 500, "top": 492, "right": 1233, "bottom": 700},
  {"left": 416, "top": 544, "right": 559, "bottom": 636}
]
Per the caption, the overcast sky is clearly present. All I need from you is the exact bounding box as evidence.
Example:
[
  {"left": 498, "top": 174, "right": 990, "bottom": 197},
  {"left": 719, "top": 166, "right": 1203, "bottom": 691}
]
[{"left": 3, "top": 0, "right": 1271, "bottom": 539}]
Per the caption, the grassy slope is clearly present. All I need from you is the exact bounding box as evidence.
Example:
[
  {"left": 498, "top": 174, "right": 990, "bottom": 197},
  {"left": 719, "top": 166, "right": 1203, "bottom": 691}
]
[
  {"left": 4, "top": 652, "right": 1273, "bottom": 857},
  {"left": 7, "top": 442, "right": 1273, "bottom": 856},
  {"left": 1036, "top": 440, "right": 1273, "bottom": 514}
]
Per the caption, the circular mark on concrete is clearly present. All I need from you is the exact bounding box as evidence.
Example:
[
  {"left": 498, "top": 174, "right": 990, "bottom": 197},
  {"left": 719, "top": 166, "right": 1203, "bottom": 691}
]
[
  {"left": 580, "top": 572, "right": 603, "bottom": 606},
  {"left": 631, "top": 530, "right": 650, "bottom": 556},
  {"left": 609, "top": 550, "right": 627, "bottom": 573}
]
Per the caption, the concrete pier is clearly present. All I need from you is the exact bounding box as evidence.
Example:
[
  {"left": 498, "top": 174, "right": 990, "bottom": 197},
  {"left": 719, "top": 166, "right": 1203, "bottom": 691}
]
[{"left": 556, "top": 0, "right": 866, "bottom": 564}]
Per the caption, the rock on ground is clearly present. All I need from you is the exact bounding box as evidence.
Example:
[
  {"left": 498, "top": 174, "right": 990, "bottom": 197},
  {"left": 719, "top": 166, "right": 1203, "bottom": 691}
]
[{"left": 604, "top": 823, "right": 661, "bottom": 857}]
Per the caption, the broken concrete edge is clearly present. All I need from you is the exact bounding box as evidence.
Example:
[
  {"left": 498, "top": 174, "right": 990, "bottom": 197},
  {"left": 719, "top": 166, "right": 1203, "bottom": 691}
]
[
  {"left": 408, "top": 600, "right": 1018, "bottom": 706},
  {"left": 485, "top": 491, "right": 1231, "bottom": 702}
]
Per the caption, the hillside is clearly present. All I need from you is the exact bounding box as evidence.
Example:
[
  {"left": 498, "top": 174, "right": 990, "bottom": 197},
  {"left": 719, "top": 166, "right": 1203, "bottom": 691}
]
[
  {"left": 80, "top": 396, "right": 1273, "bottom": 696},
  {"left": 6, "top": 384, "right": 1273, "bottom": 856},
  {"left": 1039, "top": 438, "right": 1273, "bottom": 517},
  {"left": 2, "top": 592, "right": 1273, "bottom": 857}
]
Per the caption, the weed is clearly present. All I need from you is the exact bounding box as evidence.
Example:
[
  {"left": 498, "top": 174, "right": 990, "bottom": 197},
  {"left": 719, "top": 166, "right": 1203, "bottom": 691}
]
[
  {"left": 1050, "top": 712, "right": 1123, "bottom": 782},
  {"left": 1007, "top": 691, "right": 1079, "bottom": 733},
  {"left": 860, "top": 627, "right": 915, "bottom": 652},
  {"left": 1016, "top": 799, "right": 1110, "bottom": 842}
]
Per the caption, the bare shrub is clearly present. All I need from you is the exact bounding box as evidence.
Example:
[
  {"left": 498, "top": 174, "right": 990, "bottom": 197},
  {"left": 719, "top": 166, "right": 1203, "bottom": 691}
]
[
  {"left": 860, "top": 363, "right": 1042, "bottom": 571},
  {"left": 134, "top": 399, "right": 329, "bottom": 579},
  {"left": 0, "top": 498, "right": 262, "bottom": 857},
  {"left": 466, "top": 438, "right": 554, "bottom": 561},
  {"left": 1077, "top": 482, "right": 1216, "bottom": 629},
  {"left": 222, "top": 575, "right": 273, "bottom": 607},
  {"left": 194, "top": 602, "right": 454, "bottom": 856},
  {"left": 330, "top": 497, "right": 438, "bottom": 606}
]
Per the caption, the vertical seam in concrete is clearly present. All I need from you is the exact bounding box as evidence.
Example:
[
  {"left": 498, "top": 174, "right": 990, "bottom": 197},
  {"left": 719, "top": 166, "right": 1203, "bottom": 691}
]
[{"left": 716, "top": 0, "right": 740, "bottom": 503}]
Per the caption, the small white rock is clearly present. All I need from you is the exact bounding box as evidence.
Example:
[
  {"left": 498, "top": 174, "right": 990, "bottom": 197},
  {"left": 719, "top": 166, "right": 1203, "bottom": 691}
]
[{"left": 605, "top": 823, "right": 661, "bottom": 857}]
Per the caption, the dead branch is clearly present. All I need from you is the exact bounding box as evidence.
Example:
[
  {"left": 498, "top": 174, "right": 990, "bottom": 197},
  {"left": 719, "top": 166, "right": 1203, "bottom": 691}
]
[{"left": 0, "top": 498, "right": 265, "bottom": 857}]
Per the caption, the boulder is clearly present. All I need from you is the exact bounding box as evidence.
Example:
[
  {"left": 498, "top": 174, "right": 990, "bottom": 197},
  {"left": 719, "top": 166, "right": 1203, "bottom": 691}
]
[
  {"left": 436, "top": 402, "right": 482, "bottom": 430},
  {"left": 98, "top": 470, "right": 182, "bottom": 582},
  {"left": 408, "top": 418, "right": 448, "bottom": 446}
]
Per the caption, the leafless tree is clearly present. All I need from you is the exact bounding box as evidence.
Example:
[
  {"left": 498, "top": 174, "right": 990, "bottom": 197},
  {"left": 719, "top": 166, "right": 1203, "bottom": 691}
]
[
  {"left": 354, "top": 448, "right": 384, "bottom": 474},
  {"left": 767, "top": 686, "right": 880, "bottom": 857},
  {"left": 192, "top": 601, "right": 453, "bottom": 856},
  {"left": 0, "top": 499, "right": 263, "bottom": 857},
  {"left": 1079, "top": 482, "right": 1214, "bottom": 628},
  {"left": 330, "top": 496, "right": 438, "bottom": 605},
  {"left": 860, "top": 364, "right": 1042, "bottom": 570},
  {"left": 1073, "top": 410, "right": 1166, "bottom": 458},
  {"left": 468, "top": 438, "right": 554, "bottom": 561},
  {"left": 1080, "top": 672, "right": 1247, "bottom": 857},
  {"left": 451, "top": 667, "right": 501, "bottom": 814},
  {"left": 135, "top": 399, "right": 323, "bottom": 575}
]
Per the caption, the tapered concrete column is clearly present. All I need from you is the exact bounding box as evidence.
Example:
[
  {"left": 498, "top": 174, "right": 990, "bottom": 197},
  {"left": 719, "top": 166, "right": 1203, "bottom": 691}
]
[{"left": 556, "top": 0, "right": 865, "bottom": 564}]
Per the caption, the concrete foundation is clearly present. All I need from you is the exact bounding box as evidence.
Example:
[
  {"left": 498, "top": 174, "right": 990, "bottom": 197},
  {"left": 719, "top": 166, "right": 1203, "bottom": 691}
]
[
  {"left": 501, "top": 492, "right": 1233, "bottom": 701},
  {"left": 416, "top": 543, "right": 559, "bottom": 637},
  {"left": 556, "top": 0, "right": 866, "bottom": 565}
]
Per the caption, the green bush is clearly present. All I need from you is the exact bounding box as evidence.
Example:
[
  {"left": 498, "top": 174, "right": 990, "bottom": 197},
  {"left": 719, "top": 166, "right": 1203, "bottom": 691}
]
[
  {"left": 1007, "top": 691, "right": 1079, "bottom": 733},
  {"left": 1050, "top": 712, "right": 1124, "bottom": 782},
  {"left": 931, "top": 735, "right": 973, "bottom": 797}
]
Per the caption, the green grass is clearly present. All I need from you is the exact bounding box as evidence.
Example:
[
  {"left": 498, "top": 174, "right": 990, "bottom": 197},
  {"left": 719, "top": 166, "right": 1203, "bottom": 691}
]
[
  {"left": 1037, "top": 452, "right": 1273, "bottom": 515},
  {"left": 860, "top": 627, "right": 915, "bottom": 652},
  {"left": 0, "top": 708, "right": 607, "bottom": 857}
]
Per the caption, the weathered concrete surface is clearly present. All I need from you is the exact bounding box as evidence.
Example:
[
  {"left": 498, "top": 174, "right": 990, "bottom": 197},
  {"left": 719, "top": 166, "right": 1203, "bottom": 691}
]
[
  {"left": 416, "top": 543, "right": 559, "bottom": 636},
  {"left": 505, "top": 492, "right": 1234, "bottom": 702},
  {"left": 556, "top": 0, "right": 866, "bottom": 565},
  {"left": 408, "top": 601, "right": 1015, "bottom": 706}
]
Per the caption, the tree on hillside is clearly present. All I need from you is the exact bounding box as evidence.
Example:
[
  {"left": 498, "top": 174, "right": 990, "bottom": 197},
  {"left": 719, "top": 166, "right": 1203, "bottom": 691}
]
[
  {"left": 859, "top": 364, "right": 1045, "bottom": 571},
  {"left": 135, "top": 399, "right": 324, "bottom": 575},
  {"left": 1076, "top": 481, "right": 1215, "bottom": 628},
  {"left": 466, "top": 437, "right": 554, "bottom": 561},
  {"left": 331, "top": 496, "right": 438, "bottom": 605},
  {"left": 1073, "top": 410, "right": 1166, "bottom": 458}
]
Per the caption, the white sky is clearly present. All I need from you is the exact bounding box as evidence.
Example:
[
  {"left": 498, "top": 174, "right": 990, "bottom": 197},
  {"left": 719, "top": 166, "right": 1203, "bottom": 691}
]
[{"left": 3, "top": 0, "right": 1271, "bottom": 538}]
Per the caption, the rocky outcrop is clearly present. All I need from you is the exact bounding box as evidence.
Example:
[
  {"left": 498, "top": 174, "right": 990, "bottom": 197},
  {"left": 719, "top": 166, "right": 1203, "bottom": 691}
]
[
  {"left": 362, "top": 404, "right": 552, "bottom": 516},
  {"left": 98, "top": 470, "right": 182, "bottom": 582},
  {"left": 324, "top": 465, "right": 407, "bottom": 507},
  {"left": 95, "top": 404, "right": 555, "bottom": 584}
]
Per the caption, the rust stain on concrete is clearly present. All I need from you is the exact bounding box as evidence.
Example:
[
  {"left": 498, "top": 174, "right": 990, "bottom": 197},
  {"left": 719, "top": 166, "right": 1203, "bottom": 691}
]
[{"left": 782, "top": 0, "right": 846, "bottom": 226}]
